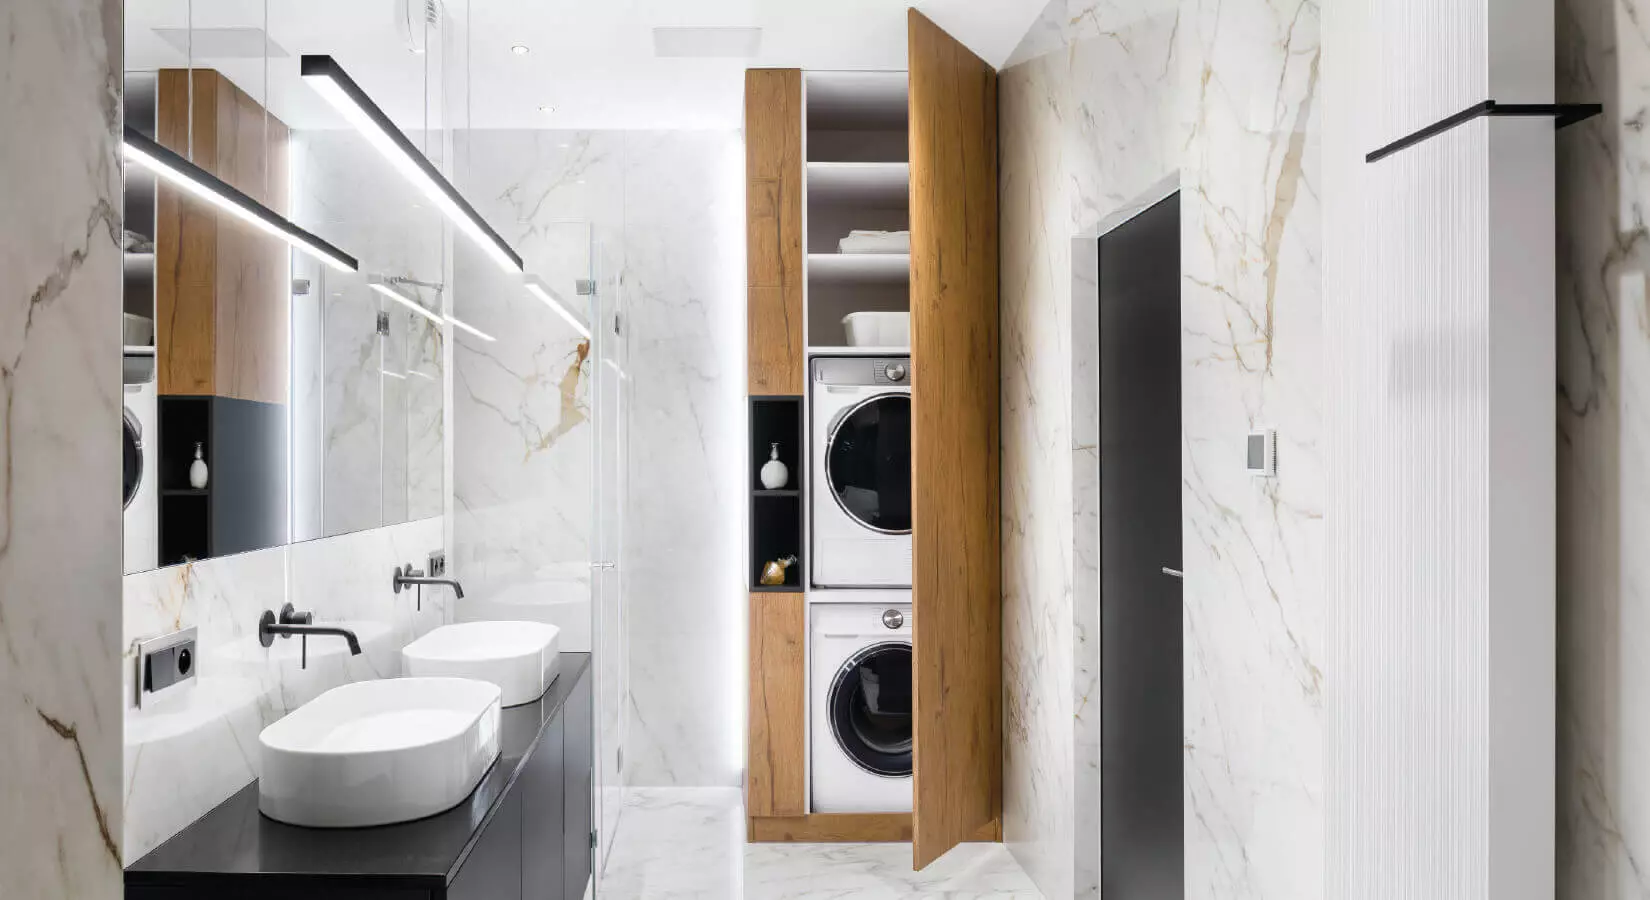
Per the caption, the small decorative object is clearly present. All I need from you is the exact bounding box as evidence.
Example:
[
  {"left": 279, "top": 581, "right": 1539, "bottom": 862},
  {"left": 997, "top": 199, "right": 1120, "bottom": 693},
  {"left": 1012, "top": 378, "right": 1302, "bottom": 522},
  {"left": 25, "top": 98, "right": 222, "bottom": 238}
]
[
  {"left": 760, "top": 442, "right": 790, "bottom": 489},
  {"left": 189, "top": 442, "right": 209, "bottom": 489},
  {"left": 759, "top": 555, "right": 798, "bottom": 586}
]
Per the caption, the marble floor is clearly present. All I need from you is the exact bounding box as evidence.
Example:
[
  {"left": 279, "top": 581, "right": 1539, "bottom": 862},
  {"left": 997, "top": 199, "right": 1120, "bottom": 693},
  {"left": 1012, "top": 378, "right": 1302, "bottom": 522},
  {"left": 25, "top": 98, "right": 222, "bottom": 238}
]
[{"left": 597, "top": 788, "right": 1045, "bottom": 899}]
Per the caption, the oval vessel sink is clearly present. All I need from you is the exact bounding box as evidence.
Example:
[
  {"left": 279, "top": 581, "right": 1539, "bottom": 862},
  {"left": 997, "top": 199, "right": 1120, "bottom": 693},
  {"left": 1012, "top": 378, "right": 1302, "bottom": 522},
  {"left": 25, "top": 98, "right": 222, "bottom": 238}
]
[
  {"left": 258, "top": 677, "right": 501, "bottom": 828},
  {"left": 402, "top": 621, "right": 561, "bottom": 707}
]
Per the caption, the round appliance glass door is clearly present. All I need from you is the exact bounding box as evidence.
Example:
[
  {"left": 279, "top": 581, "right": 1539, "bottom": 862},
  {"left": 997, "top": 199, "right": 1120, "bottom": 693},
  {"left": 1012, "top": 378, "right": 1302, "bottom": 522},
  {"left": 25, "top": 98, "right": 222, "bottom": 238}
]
[
  {"left": 122, "top": 407, "right": 142, "bottom": 510},
  {"left": 828, "top": 641, "right": 913, "bottom": 777},
  {"left": 825, "top": 394, "right": 912, "bottom": 534}
]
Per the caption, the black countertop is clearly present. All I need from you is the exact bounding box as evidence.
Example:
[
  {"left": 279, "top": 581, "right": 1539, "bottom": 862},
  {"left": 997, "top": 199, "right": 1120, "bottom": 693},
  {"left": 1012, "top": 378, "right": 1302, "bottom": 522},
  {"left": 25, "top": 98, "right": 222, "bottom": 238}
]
[{"left": 126, "top": 652, "right": 592, "bottom": 890}]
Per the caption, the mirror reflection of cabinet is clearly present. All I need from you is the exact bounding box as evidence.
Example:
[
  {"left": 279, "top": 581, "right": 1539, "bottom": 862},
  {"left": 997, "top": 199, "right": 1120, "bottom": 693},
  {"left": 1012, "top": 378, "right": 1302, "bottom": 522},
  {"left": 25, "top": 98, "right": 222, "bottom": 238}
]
[
  {"left": 140, "top": 68, "right": 291, "bottom": 566},
  {"left": 742, "top": 11, "right": 1001, "bottom": 870}
]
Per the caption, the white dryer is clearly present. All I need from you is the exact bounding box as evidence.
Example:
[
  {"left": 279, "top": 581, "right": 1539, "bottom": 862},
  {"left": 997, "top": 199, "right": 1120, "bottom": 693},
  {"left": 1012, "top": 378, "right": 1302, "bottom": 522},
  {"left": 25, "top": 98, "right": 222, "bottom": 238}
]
[
  {"left": 811, "top": 600, "right": 913, "bottom": 813},
  {"left": 810, "top": 356, "right": 911, "bottom": 588}
]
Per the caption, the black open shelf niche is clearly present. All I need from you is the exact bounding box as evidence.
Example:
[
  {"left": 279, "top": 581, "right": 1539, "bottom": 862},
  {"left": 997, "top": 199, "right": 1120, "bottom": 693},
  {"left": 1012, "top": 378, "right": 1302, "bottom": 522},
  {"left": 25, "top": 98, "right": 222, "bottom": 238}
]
[{"left": 750, "top": 396, "right": 804, "bottom": 591}]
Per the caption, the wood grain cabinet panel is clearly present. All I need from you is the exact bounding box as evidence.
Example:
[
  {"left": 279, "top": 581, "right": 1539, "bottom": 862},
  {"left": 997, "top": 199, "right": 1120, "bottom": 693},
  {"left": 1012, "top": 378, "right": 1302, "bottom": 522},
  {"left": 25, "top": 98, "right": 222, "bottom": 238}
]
[
  {"left": 747, "top": 591, "right": 806, "bottom": 817},
  {"left": 907, "top": 9, "right": 1002, "bottom": 870},
  {"left": 744, "top": 69, "right": 804, "bottom": 395},
  {"left": 154, "top": 68, "right": 290, "bottom": 404}
]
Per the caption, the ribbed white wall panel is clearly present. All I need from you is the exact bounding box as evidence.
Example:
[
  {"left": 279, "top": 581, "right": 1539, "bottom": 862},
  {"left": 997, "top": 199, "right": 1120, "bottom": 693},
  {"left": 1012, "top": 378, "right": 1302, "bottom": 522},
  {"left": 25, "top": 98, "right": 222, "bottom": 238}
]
[{"left": 1324, "top": 0, "right": 1554, "bottom": 896}]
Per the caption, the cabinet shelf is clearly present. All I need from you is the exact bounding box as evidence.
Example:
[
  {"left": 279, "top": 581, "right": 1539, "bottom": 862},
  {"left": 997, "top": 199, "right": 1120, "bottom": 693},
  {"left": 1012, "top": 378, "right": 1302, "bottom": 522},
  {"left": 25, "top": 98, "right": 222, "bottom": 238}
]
[
  {"left": 806, "top": 162, "right": 909, "bottom": 206},
  {"left": 754, "top": 489, "right": 800, "bottom": 498},
  {"left": 808, "top": 253, "right": 910, "bottom": 285}
]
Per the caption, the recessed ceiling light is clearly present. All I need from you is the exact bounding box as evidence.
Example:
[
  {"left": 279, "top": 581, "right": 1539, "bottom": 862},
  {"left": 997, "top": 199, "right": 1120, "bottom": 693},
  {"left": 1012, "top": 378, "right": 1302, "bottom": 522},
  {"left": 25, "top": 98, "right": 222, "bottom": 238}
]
[
  {"left": 511, "top": 43, "right": 531, "bottom": 55},
  {"left": 538, "top": 105, "right": 555, "bottom": 115}
]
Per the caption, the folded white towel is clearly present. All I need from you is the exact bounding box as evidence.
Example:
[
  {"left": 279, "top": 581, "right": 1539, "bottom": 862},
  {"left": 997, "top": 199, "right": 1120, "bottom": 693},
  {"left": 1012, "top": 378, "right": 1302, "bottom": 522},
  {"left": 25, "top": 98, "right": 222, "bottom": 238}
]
[{"left": 838, "top": 230, "right": 911, "bottom": 254}]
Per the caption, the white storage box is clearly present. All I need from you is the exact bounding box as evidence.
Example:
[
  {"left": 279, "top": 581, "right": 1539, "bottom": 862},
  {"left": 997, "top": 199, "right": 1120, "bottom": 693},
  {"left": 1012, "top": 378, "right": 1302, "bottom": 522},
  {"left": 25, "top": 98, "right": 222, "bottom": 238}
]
[{"left": 842, "top": 311, "right": 910, "bottom": 347}]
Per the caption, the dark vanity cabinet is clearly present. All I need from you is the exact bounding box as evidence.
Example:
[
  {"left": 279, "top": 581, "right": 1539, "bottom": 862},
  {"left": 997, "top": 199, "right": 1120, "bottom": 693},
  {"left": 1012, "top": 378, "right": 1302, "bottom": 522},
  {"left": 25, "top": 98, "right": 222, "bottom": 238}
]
[{"left": 127, "top": 654, "right": 593, "bottom": 900}]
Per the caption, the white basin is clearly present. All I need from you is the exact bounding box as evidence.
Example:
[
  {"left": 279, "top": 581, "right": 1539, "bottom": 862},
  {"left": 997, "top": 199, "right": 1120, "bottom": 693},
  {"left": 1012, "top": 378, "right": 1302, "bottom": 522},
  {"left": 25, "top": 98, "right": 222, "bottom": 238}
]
[
  {"left": 258, "top": 678, "right": 501, "bottom": 828},
  {"left": 402, "top": 621, "right": 561, "bottom": 707}
]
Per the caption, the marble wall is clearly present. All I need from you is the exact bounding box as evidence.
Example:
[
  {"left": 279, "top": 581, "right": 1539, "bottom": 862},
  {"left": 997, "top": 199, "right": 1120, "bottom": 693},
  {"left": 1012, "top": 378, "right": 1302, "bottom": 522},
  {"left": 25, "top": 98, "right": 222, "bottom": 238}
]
[
  {"left": 1178, "top": 1, "right": 1324, "bottom": 897},
  {"left": 1556, "top": 0, "right": 1650, "bottom": 895},
  {"left": 121, "top": 516, "right": 448, "bottom": 862},
  {"left": 999, "top": 0, "right": 1322, "bottom": 897},
  {"left": 0, "top": 1, "right": 124, "bottom": 894},
  {"left": 448, "top": 129, "right": 744, "bottom": 876},
  {"left": 289, "top": 131, "right": 446, "bottom": 543},
  {"left": 999, "top": 2, "right": 1180, "bottom": 896}
]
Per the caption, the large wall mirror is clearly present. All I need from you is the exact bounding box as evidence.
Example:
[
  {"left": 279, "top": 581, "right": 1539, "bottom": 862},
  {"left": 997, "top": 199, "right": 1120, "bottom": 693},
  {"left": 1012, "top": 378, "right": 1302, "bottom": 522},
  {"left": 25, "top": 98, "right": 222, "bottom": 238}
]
[{"left": 122, "top": 0, "right": 456, "bottom": 573}]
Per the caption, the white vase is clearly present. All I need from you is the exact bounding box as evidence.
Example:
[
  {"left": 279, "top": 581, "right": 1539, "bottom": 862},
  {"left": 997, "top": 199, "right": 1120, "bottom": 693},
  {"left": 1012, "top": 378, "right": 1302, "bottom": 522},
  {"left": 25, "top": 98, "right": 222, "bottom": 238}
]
[
  {"left": 189, "top": 442, "right": 209, "bottom": 489},
  {"left": 760, "top": 442, "right": 789, "bottom": 490}
]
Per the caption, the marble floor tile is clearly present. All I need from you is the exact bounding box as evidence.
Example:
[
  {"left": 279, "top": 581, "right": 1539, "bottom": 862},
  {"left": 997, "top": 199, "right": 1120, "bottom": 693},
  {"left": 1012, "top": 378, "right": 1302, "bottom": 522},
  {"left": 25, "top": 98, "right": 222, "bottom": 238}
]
[{"left": 600, "top": 788, "right": 1044, "bottom": 900}]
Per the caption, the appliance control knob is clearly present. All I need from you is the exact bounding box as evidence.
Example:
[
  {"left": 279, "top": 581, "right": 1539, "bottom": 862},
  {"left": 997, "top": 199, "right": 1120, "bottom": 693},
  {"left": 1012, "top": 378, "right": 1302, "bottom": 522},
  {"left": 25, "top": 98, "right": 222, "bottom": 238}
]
[
  {"left": 886, "top": 364, "right": 907, "bottom": 382},
  {"left": 882, "top": 609, "right": 905, "bottom": 629}
]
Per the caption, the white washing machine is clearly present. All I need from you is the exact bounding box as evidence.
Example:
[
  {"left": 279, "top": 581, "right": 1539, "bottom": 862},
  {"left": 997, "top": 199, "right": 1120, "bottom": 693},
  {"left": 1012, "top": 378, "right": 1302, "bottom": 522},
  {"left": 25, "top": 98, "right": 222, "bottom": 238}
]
[
  {"left": 123, "top": 381, "right": 158, "bottom": 575},
  {"left": 810, "top": 356, "right": 911, "bottom": 588},
  {"left": 811, "top": 600, "right": 913, "bottom": 813}
]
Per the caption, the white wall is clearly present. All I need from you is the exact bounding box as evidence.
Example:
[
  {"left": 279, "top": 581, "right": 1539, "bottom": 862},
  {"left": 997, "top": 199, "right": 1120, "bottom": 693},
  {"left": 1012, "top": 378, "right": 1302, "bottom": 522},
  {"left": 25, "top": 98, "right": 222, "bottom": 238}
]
[
  {"left": 1322, "top": 0, "right": 1555, "bottom": 896},
  {"left": 121, "top": 517, "right": 449, "bottom": 861},
  {"left": 998, "top": 1, "right": 1324, "bottom": 898},
  {"left": 0, "top": 0, "right": 124, "bottom": 892},
  {"left": 1555, "top": 0, "right": 1650, "bottom": 894}
]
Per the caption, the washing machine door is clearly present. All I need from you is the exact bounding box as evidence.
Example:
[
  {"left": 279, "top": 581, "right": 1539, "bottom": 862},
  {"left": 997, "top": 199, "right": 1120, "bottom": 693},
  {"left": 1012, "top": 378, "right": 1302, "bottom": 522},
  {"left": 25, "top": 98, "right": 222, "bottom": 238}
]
[
  {"left": 122, "top": 406, "right": 143, "bottom": 510},
  {"left": 828, "top": 641, "right": 913, "bottom": 777},
  {"left": 825, "top": 393, "right": 911, "bottom": 534}
]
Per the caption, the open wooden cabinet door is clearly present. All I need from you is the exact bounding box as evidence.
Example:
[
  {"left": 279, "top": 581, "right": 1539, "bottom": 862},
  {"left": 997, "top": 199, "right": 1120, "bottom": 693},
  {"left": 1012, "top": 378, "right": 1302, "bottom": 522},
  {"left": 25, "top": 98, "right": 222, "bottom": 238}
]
[{"left": 907, "top": 8, "right": 1001, "bottom": 871}]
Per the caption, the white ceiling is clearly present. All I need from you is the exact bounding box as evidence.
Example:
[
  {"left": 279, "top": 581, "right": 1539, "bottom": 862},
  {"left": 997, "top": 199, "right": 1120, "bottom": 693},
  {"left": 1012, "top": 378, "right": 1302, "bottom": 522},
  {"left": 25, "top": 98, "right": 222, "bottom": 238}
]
[{"left": 124, "top": 0, "right": 1047, "bottom": 131}]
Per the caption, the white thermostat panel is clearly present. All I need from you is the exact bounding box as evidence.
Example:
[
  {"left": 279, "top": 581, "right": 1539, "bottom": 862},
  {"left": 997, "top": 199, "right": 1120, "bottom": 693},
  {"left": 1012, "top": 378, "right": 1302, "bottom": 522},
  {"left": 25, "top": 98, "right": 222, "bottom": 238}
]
[{"left": 1246, "top": 429, "right": 1277, "bottom": 477}]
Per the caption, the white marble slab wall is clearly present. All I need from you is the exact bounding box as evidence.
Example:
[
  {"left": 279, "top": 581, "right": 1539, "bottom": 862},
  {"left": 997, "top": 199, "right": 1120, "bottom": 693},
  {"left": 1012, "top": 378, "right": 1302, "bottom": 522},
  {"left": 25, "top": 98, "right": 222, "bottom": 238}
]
[
  {"left": 289, "top": 131, "right": 447, "bottom": 540},
  {"left": 121, "top": 516, "right": 447, "bottom": 862},
  {"left": 0, "top": 0, "right": 124, "bottom": 894},
  {"left": 1555, "top": 0, "right": 1650, "bottom": 894},
  {"left": 612, "top": 131, "right": 746, "bottom": 789},
  {"left": 998, "top": 2, "right": 1180, "bottom": 897},
  {"left": 1178, "top": 2, "right": 1324, "bottom": 899}
]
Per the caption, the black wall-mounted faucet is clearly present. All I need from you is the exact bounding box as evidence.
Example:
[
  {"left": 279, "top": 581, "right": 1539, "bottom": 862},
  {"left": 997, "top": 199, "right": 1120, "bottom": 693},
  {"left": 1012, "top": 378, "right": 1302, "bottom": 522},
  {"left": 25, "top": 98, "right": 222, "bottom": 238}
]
[
  {"left": 393, "top": 563, "right": 465, "bottom": 611},
  {"left": 259, "top": 603, "right": 362, "bottom": 669}
]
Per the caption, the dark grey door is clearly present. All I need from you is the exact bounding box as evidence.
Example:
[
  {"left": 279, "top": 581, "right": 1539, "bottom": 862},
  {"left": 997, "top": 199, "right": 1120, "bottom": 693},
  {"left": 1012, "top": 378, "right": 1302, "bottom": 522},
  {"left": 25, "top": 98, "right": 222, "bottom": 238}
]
[{"left": 1099, "top": 192, "right": 1183, "bottom": 898}]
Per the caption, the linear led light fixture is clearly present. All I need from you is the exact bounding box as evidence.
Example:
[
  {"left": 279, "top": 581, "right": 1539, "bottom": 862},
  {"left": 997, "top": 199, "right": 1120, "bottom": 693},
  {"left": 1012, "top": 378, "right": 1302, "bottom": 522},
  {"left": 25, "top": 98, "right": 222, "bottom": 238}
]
[
  {"left": 300, "top": 54, "right": 525, "bottom": 274},
  {"left": 123, "top": 127, "right": 358, "bottom": 273},
  {"left": 525, "top": 276, "right": 592, "bottom": 340},
  {"left": 368, "top": 277, "right": 442, "bottom": 324},
  {"left": 446, "top": 316, "right": 496, "bottom": 342}
]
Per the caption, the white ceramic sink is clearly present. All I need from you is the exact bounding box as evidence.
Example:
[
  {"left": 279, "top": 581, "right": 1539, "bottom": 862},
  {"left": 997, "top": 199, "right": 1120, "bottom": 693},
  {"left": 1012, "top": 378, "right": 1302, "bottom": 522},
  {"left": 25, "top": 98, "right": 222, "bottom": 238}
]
[
  {"left": 402, "top": 621, "right": 561, "bottom": 707},
  {"left": 258, "top": 678, "right": 501, "bottom": 828}
]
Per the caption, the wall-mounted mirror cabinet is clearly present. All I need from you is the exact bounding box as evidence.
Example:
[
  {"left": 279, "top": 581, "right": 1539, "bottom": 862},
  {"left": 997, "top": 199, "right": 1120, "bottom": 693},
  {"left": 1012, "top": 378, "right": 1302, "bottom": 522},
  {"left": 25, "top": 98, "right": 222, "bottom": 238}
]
[{"left": 122, "top": 0, "right": 454, "bottom": 574}]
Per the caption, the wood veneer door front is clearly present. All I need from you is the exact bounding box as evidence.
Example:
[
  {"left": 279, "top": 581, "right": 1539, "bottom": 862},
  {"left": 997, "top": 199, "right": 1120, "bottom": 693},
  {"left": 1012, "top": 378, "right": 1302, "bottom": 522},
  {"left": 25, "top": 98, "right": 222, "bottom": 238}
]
[
  {"left": 747, "top": 591, "right": 806, "bottom": 817},
  {"left": 907, "top": 9, "right": 1001, "bottom": 870},
  {"left": 745, "top": 68, "right": 804, "bottom": 396}
]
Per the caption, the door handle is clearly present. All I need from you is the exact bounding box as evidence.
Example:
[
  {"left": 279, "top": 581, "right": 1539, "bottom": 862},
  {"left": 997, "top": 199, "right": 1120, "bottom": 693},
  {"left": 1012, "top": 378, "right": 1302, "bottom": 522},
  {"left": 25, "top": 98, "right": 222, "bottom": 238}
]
[{"left": 1161, "top": 567, "right": 1183, "bottom": 578}]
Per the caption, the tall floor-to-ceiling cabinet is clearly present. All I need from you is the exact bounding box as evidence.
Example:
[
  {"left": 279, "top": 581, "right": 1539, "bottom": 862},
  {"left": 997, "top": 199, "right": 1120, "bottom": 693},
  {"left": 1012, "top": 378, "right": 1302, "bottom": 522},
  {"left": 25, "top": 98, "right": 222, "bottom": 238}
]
[{"left": 743, "top": 10, "right": 1001, "bottom": 870}]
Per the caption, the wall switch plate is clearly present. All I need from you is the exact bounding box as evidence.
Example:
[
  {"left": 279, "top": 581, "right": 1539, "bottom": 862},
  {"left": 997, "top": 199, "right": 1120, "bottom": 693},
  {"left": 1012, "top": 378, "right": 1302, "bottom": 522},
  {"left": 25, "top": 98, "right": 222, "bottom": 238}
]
[
  {"left": 1247, "top": 428, "right": 1278, "bottom": 477},
  {"left": 428, "top": 550, "right": 447, "bottom": 578},
  {"left": 136, "top": 626, "right": 197, "bottom": 708}
]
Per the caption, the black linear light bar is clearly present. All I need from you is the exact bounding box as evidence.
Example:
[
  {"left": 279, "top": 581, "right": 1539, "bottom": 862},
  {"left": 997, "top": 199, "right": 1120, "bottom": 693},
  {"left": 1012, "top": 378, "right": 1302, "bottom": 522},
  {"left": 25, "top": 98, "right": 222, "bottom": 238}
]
[
  {"left": 123, "top": 127, "right": 360, "bottom": 272},
  {"left": 1366, "top": 100, "right": 1604, "bottom": 164},
  {"left": 300, "top": 54, "right": 526, "bottom": 273}
]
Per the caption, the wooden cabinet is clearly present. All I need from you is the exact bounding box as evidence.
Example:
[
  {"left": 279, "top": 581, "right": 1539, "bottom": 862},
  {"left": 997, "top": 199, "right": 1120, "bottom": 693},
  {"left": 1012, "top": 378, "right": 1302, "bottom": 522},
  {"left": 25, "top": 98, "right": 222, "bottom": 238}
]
[
  {"left": 521, "top": 713, "right": 566, "bottom": 899},
  {"left": 747, "top": 591, "right": 806, "bottom": 817},
  {"left": 154, "top": 68, "right": 290, "bottom": 404},
  {"left": 451, "top": 668, "right": 594, "bottom": 900},
  {"left": 560, "top": 674, "right": 594, "bottom": 899},
  {"left": 450, "top": 789, "right": 523, "bottom": 900},
  {"left": 745, "top": 69, "right": 805, "bottom": 395},
  {"left": 742, "top": 15, "right": 1000, "bottom": 869},
  {"left": 906, "top": 9, "right": 1002, "bottom": 868}
]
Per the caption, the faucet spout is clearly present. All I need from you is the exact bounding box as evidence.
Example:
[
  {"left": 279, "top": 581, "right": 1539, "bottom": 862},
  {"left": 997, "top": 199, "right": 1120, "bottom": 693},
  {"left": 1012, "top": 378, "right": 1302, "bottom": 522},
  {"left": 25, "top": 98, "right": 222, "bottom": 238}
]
[
  {"left": 393, "top": 565, "right": 466, "bottom": 600},
  {"left": 258, "top": 604, "right": 363, "bottom": 668}
]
